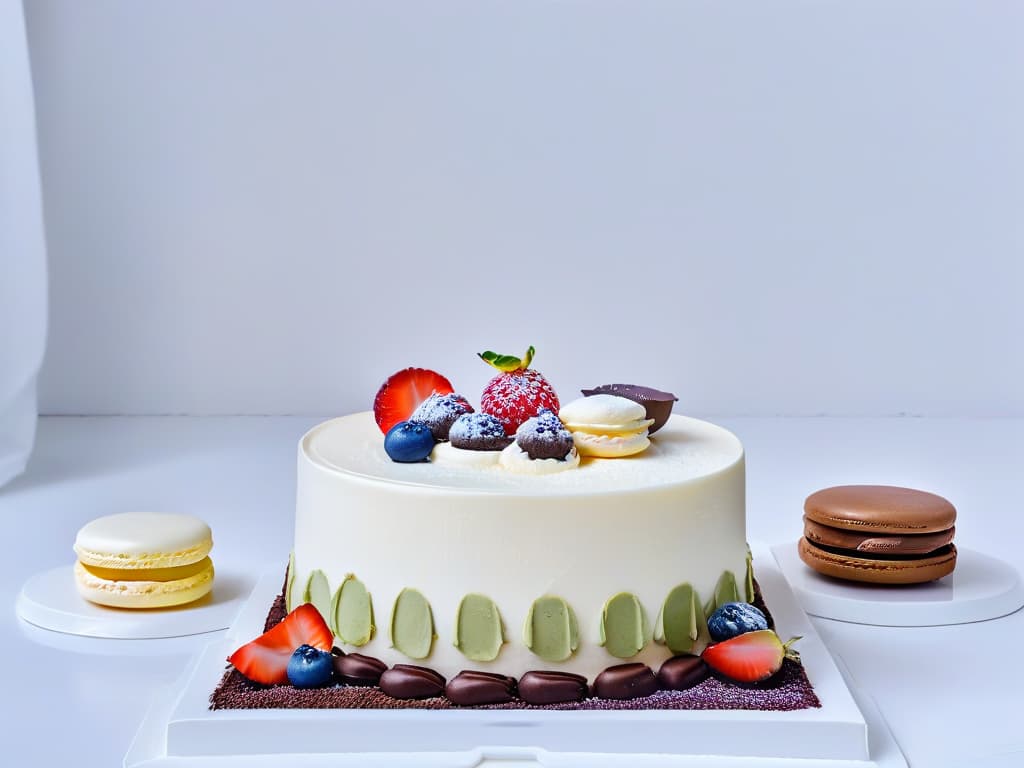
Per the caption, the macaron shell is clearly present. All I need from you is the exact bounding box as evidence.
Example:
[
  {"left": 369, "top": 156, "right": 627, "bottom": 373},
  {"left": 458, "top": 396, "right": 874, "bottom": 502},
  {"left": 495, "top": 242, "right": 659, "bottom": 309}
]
[
  {"left": 798, "top": 537, "right": 957, "bottom": 585},
  {"left": 558, "top": 394, "right": 648, "bottom": 426},
  {"left": 74, "top": 512, "right": 213, "bottom": 569},
  {"left": 804, "top": 485, "right": 956, "bottom": 535},
  {"left": 74, "top": 557, "right": 215, "bottom": 609},
  {"left": 803, "top": 517, "right": 956, "bottom": 556}
]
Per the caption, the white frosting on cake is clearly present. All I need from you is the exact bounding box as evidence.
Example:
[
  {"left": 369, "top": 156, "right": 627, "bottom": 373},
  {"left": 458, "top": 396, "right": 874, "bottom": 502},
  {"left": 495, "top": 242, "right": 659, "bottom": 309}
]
[{"left": 293, "top": 411, "right": 747, "bottom": 680}]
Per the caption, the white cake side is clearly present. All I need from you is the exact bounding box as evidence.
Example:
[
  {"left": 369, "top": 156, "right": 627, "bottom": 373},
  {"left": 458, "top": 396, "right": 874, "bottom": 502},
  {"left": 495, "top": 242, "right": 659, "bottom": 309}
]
[{"left": 292, "top": 411, "right": 748, "bottom": 680}]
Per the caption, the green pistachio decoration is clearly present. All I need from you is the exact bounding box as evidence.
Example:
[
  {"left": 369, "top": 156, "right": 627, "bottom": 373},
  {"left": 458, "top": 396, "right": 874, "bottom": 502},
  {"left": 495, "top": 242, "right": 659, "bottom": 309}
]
[
  {"left": 331, "top": 574, "right": 374, "bottom": 646},
  {"left": 599, "top": 592, "right": 650, "bottom": 658},
  {"left": 703, "top": 571, "right": 742, "bottom": 619},
  {"left": 389, "top": 588, "right": 436, "bottom": 659},
  {"left": 654, "top": 583, "right": 706, "bottom": 655},
  {"left": 303, "top": 569, "right": 332, "bottom": 625},
  {"left": 453, "top": 593, "right": 505, "bottom": 661},
  {"left": 745, "top": 546, "right": 756, "bottom": 603},
  {"left": 523, "top": 595, "right": 579, "bottom": 662},
  {"left": 285, "top": 551, "right": 296, "bottom": 613}
]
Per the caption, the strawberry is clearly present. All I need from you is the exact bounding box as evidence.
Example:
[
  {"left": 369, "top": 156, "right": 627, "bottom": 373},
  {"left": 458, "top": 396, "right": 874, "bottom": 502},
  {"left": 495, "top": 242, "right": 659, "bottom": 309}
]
[
  {"left": 228, "top": 603, "right": 334, "bottom": 685},
  {"left": 373, "top": 368, "right": 454, "bottom": 434},
  {"left": 701, "top": 629, "right": 801, "bottom": 684},
  {"left": 478, "top": 346, "right": 560, "bottom": 435}
]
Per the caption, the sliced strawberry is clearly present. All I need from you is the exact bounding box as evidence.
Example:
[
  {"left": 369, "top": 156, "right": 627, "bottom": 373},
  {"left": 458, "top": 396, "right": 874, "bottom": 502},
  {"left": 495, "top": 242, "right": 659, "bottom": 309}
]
[
  {"left": 701, "top": 630, "right": 801, "bottom": 684},
  {"left": 228, "top": 603, "right": 333, "bottom": 685},
  {"left": 373, "top": 368, "right": 454, "bottom": 434}
]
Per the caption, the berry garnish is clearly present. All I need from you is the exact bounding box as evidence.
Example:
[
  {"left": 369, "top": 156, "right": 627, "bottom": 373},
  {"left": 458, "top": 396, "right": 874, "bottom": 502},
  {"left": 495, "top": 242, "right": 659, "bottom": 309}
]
[
  {"left": 449, "top": 412, "right": 513, "bottom": 451},
  {"left": 384, "top": 421, "right": 436, "bottom": 463},
  {"left": 701, "top": 629, "right": 801, "bottom": 684},
  {"left": 373, "top": 368, "right": 454, "bottom": 434},
  {"left": 409, "top": 393, "right": 474, "bottom": 441},
  {"left": 287, "top": 644, "right": 335, "bottom": 688},
  {"left": 706, "top": 602, "right": 769, "bottom": 642},
  {"left": 516, "top": 408, "right": 575, "bottom": 460},
  {"left": 478, "top": 346, "right": 560, "bottom": 435},
  {"left": 227, "top": 603, "right": 333, "bottom": 685}
]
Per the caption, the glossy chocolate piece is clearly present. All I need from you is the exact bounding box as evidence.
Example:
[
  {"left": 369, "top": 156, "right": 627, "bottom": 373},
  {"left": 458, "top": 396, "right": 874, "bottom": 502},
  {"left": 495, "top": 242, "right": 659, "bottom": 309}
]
[
  {"left": 331, "top": 650, "right": 387, "bottom": 686},
  {"left": 657, "top": 655, "right": 709, "bottom": 691},
  {"left": 445, "top": 670, "right": 517, "bottom": 706},
  {"left": 593, "top": 663, "right": 659, "bottom": 700},
  {"left": 517, "top": 670, "right": 590, "bottom": 705},
  {"left": 379, "top": 664, "right": 446, "bottom": 700},
  {"left": 581, "top": 384, "right": 677, "bottom": 435}
]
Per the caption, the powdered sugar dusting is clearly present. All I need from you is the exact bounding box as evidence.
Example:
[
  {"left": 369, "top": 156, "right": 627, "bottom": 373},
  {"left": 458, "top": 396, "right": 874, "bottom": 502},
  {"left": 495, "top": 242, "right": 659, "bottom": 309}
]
[
  {"left": 450, "top": 413, "right": 506, "bottom": 441},
  {"left": 410, "top": 393, "right": 473, "bottom": 440},
  {"left": 515, "top": 408, "right": 575, "bottom": 460},
  {"left": 481, "top": 369, "right": 560, "bottom": 433}
]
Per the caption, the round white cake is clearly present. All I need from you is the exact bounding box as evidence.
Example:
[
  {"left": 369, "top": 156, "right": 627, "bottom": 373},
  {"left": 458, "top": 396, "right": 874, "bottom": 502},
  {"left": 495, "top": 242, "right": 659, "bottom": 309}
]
[{"left": 290, "top": 411, "right": 749, "bottom": 681}]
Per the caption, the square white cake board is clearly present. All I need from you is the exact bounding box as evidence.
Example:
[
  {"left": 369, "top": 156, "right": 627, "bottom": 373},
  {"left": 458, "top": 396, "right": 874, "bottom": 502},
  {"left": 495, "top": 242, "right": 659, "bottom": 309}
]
[{"left": 125, "top": 544, "right": 906, "bottom": 768}]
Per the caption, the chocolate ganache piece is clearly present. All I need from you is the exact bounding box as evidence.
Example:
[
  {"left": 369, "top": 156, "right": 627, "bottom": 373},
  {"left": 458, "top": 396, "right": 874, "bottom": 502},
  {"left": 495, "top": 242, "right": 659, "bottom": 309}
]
[
  {"left": 449, "top": 413, "right": 513, "bottom": 451},
  {"left": 410, "top": 393, "right": 474, "bottom": 441},
  {"left": 517, "top": 670, "right": 589, "bottom": 705},
  {"left": 593, "top": 663, "right": 659, "bottom": 700},
  {"left": 515, "top": 408, "right": 575, "bottom": 460},
  {"left": 658, "top": 655, "right": 709, "bottom": 691},
  {"left": 581, "top": 384, "right": 678, "bottom": 435},
  {"left": 445, "top": 670, "right": 517, "bottom": 706},
  {"left": 331, "top": 650, "right": 387, "bottom": 686},
  {"left": 379, "top": 664, "right": 446, "bottom": 700}
]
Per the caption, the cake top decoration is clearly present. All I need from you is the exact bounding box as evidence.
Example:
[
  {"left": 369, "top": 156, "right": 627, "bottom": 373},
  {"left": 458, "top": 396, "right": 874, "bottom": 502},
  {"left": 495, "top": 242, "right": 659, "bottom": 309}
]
[
  {"left": 449, "top": 412, "right": 513, "bottom": 451},
  {"left": 478, "top": 345, "right": 560, "bottom": 435},
  {"left": 581, "top": 384, "right": 678, "bottom": 435},
  {"left": 373, "top": 367, "right": 454, "bottom": 434},
  {"left": 410, "top": 392, "right": 474, "bottom": 441},
  {"left": 515, "top": 408, "right": 575, "bottom": 461}
]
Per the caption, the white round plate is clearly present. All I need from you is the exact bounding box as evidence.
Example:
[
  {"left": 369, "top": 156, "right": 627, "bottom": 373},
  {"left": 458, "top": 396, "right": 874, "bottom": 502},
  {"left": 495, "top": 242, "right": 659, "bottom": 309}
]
[
  {"left": 771, "top": 543, "right": 1024, "bottom": 626},
  {"left": 16, "top": 564, "right": 254, "bottom": 639}
]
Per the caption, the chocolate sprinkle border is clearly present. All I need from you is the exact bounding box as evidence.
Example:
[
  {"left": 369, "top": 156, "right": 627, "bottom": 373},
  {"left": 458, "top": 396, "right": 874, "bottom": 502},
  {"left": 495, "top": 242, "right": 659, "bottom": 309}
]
[{"left": 210, "top": 574, "right": 820, "bottom": 712}]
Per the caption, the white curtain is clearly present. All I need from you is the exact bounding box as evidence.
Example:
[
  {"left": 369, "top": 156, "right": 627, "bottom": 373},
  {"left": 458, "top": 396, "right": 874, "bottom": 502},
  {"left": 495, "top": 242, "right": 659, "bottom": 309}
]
[{"left": 0, "top": 0, "right": 48, "bottom": 487}]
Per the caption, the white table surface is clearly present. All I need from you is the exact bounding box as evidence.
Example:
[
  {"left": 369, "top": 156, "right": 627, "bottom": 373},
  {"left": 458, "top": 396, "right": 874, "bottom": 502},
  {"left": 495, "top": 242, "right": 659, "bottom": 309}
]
[{"left": 3, "top": 416, "right": 1022, "bottom": 767}]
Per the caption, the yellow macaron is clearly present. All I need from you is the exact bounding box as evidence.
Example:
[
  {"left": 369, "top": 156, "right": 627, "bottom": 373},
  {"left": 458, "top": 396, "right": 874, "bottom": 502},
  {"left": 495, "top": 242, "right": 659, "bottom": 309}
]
[
  {"left": 73, "top": 512, "right": 214, "bottom": 609},
  {"left": 559, "top": 394, "right": 654, "bottom": 458}
]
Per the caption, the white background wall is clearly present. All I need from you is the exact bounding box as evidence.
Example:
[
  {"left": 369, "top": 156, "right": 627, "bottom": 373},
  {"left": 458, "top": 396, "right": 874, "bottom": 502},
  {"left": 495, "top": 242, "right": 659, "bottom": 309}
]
[{"left": 24, "top": 1, "right": 1023, "bottom": 417}]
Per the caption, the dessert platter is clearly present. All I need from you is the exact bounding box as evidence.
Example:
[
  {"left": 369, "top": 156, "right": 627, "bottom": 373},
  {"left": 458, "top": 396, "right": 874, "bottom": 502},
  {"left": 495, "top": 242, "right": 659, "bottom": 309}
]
[{"left": 115, "top": 347, "right": 912, "bottom": 766}]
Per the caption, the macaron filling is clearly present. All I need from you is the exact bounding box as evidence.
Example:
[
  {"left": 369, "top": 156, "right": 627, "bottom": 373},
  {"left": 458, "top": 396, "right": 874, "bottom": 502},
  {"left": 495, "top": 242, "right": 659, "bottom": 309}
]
[{"left": 77, "top": 556, "right": 213, "bottom": 583}]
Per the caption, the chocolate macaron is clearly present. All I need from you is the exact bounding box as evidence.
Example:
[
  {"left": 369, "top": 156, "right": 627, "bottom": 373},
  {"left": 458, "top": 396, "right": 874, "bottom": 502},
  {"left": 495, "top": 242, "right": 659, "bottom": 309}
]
[{"left": 798, "top": 485, "right": 957, "bottom": 585}]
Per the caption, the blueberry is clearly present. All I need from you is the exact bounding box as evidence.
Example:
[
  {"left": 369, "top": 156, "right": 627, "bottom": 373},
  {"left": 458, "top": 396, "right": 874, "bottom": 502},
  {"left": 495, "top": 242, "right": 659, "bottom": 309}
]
[
  {"left": 707, "top": 602, "right": 768, "bottom": 642},
  {"left": 384, "top": 420, "right": 435, "bottom": 462},
  {"left": 287, "top": 644, "right": 334, "bottom": 688}
]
